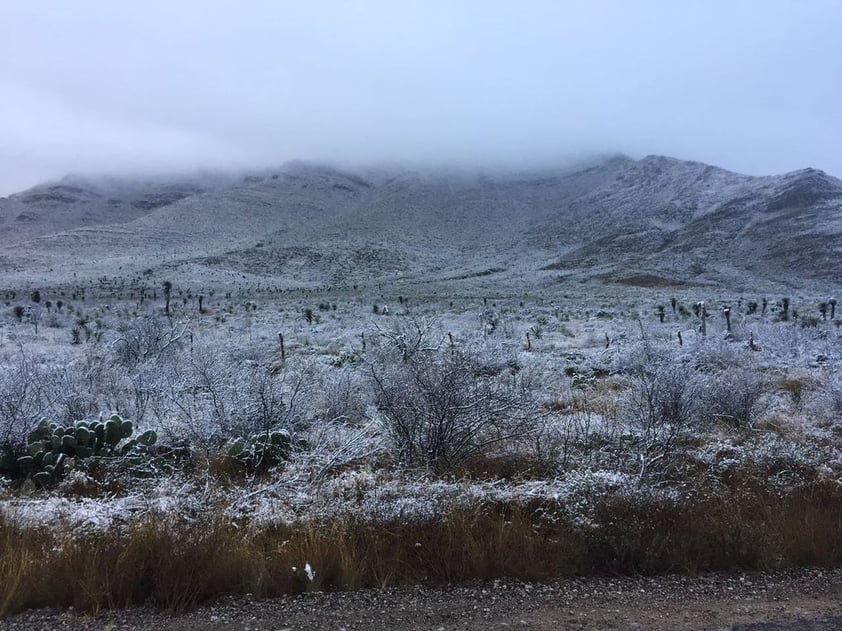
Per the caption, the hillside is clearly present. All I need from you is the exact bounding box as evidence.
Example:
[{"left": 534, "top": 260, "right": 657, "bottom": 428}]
[{"left": 1, "top": 155, "right": 840, "bottom": 290}]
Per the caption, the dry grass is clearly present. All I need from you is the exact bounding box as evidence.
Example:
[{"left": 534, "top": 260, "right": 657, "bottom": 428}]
[{"left": 2, "top": 477, "right": 842, "bottom": 617}]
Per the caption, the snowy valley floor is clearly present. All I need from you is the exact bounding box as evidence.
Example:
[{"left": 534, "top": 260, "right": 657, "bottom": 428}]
[{"left": 2, "top": 286, "right": 842, "bottom": 620}]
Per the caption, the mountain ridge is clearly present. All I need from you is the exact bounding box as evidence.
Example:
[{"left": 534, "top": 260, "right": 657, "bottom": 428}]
[{"left": 1, "top": 155, "right": 840, "bottom": 290}]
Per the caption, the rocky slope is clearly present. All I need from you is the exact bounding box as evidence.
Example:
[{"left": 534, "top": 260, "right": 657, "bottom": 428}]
[{"left": 1, "top": 155, "right": 840, "bottom": 290}]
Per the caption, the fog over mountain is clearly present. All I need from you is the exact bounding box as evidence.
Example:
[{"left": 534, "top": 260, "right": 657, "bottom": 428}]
[
  {"left": 2, "top": 1, "right": 842, "bottom": 195},
  {"left": 1, "top": 155, "right": 840, "bottom": 293}
]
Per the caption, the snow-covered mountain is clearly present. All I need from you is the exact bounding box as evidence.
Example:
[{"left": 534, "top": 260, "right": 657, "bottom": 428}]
[{"left": 1, "top": 155, "right": 840, "bottom": 289}]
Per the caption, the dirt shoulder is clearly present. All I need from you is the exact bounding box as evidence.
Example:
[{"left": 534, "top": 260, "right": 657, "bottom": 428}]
[{"left": 5, "top": 568, "right": 841, "bottom": 630}]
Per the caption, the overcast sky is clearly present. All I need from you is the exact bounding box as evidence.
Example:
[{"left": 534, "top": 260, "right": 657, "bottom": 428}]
[{"left": 1, "top": 1, "right": 841, "bottom": 194}]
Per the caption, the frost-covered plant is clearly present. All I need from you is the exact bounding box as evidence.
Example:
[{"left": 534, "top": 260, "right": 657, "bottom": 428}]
[
  {"left": 369, "top": 315, "right": 442, "bottom": 362},
  {"left": 368, "top": 345, "right": 535, "bottom": 473},
  {"left": 826, "top": 376, "right": 842, "bottom": 415},
  {"left": 111, "top": 316, "right": 190, "bottom": 368},
  {"left": 318, "top": 369, "right": 368, "bottom": 425},
  {"left": 226, "top": 429, "right": 295, "bottom": 473},
  {"left": 0, "top": 349, "right": 72, "bottom": 473},
  {"left": 700, "top": 367, "right": 768, "bottom": 428},
  {"left": 17, "top": 415, "right": 158, "bottom": 486},
  {"left": 533, "top": 397, "right": 615, "bottom": 472},
  {"left": 617, "top": 345, "right": 701, "bottom": 479},
  {"left": 150, "top": 347, "right": 312, "bottom": 454}
]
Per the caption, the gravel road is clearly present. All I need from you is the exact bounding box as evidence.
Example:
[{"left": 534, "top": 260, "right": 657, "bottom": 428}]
[{"left": 5, "top": 568, "right": 841, "bottom": 630}]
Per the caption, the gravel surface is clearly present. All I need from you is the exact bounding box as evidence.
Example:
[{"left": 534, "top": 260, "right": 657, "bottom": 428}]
[{"left": 5, "top": 568, "right": 841, "bottom": 630}]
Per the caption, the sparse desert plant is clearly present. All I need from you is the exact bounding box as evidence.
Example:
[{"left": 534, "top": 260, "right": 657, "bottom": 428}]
[
  {"left": 618, "top": 346, "right": 701, "bottom": 479},
  {"left": 826, "top": 376, "right": 842, "bottom": 415},
  {"left": 162, "top": 280, "right": 172, "bottom": 316},
  {"left": 0, "top": 352, "right": 51, "bottom": 458},
  {"left": 151, "top": 348, "right": 312, "bottom": 454},
  {"left": 18, "top": 416, "right": 158, "bottom": 486},
  {"left": 370, "top": 315, "right": 441, "bottom": 363},
  {"left": 368, "top": 344, "right": 535, "bottom": 472},
  {"left": 319, "top": 369, "right": 368, "bottom": 425},
  {"left": 700, "top": 367, "right": 768, "bottom": 428},
  {"left": 12, "top": 305, "right": 24, "bottom": 322},
  {"left": 534, "top": 392, "right": 614, "bottom": 472},
  {"left": 111, "top": 316, "right": 190, "bottom": 368},
  {"left": 225, "top": 429, "right": 295, "bottom": 473}
]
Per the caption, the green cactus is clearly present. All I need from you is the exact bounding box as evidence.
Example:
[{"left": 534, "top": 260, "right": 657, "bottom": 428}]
[
  {"left": 28, "top": 420, "right": 51, "bottom": 444},
  {"left": 16, "top": 455, "right": 35, "bottom": 474},
  {"left": 32, "top": 471, "right": 52, "bottom": 487},
  {"left": 136, "top": 430, "right": 157, "bottom": 447},
  {"left": 225, "top": 430, "right": 294, "bottom": 473},
  {"left": 120, "top": 418, "right": 134, "bottom": 438},
  {"left": 16, "top": 415, "right": 159, "bottom": 486},
  {"left": 92, "top": 421, "right": 105, "bottom": 444},
  {"left": 104, "top": 418, "right": 121, "bottom": 446}
]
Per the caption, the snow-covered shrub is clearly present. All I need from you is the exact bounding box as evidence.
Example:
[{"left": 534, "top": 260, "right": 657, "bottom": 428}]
[
  {"left": 619, "top": 357, "right": 702, "bottom": 478},
  {"left": 368, "top": 344, "right": 535, "bottom": 473},
  {"left": 532, "top": 402, "right": 615, "bottom": 472},
  {"left": 149, "top": 347, "right": 313, "bottom": 453},
  {"left": 0, "top": 349, "right": 94, "bottom": 472},
  {"left": 827, "top": 376, "right": 842, "bottom": 415},
  {"left": 318, "top": 368, "right": 368, "bottom": 425},
  {"left": 699, "top": 367, "right": 768, "bottom": 428},
  {"left": 111, "top": 316, "right": 190, "bottom": 368}
]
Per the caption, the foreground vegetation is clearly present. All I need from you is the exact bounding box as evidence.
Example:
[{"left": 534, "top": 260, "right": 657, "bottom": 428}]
[
  {"left": 3, "top": 475, "right": 841, "bottom": 615},
  {"left": 1, "top": 282, "right": 841, "bottom": 615}
]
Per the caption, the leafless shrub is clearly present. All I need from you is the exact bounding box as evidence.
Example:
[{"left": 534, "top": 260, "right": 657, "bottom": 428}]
[
  {"left": 368, "top": 345, "right": 535, "bottom": 473},
  {"left": 370, "top": 315, "right": 442, "bottom": 362},
  {"left": 151, "top": 349, "right": 313, "bottom": 453},
  {"left": 827, "top": 376, "right": 842, "bottom": 415},
  {"left": 111, "top": 316, "right": 190, "bottom": 368},
  {"left": 613, "top": 343, "right": 702, "bottom": 479},
  {"left": 621, "top": 363, "right": 702, "bottom": 479},
  {"left": 700, "top": 367, "right": 768, "bottom": 428},
  {"left": 0, "top": 345, "right": 148, "bottom": 465},
  {"left": 0, "top": 350, "right": 53, "bottom": 456},
  {"left": 689, "top": 339, "right": 747, "bottom": 373},
  {"left": 304, "top": 420, "right": 385, "bottom": 480},
  {"left": 319, "top": 369, "right": 368, "bottom": 425},
  {"left": 534, "top": 396, "right": 616, "bottom": 471}
]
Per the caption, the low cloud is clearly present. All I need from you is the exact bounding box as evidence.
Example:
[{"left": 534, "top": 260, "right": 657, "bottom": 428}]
[{"left": 2, "top": 1, "right": 841, "bottom": 194}]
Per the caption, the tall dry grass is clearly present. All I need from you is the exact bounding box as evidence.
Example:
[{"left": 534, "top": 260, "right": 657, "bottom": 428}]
[{"left": 2, "top": 477, "right": 841, "bottom": 616}]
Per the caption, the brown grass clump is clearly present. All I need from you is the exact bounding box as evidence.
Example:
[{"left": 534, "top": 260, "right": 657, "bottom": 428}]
[
  {"left": 2, "top": 477, "right": 842, "bottom": 617},
  {"left": 0, "top": 504, "right": 581, "bottom": 616}
]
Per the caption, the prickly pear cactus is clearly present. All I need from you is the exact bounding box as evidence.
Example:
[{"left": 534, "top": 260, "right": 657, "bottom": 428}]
[
  {"left": 226, "top": 429, "right": 296, "bottom": 473},
  {"left": 18, "top": 415, "right": 158, "bottom": 487}
]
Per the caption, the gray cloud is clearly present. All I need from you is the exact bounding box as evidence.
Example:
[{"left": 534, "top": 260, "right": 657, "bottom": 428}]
[{"left": 2, "top": 0, "right": 841, "bottom": 194}]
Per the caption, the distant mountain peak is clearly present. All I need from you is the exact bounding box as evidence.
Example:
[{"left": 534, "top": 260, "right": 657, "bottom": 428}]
[{"left": 3, "top": 153, "right": 841, "bottom": 289}]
